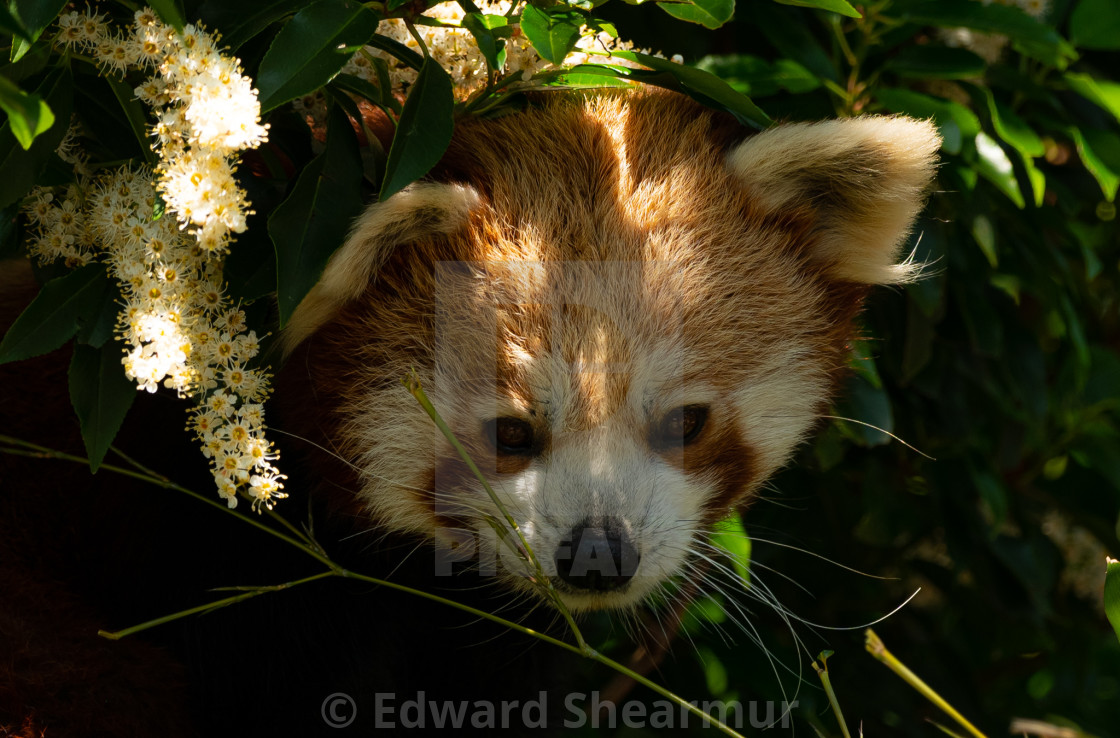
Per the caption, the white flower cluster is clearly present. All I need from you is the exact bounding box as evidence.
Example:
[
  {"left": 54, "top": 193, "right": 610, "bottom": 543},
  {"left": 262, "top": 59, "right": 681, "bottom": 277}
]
[
  {"left": 32, "top": 7, "right": 284, "bottom": 511},
  {"left": 295, "top": 0, "right": 657, "bottom": 126},
  {"left": 58, "top": 6, "right": 267, "bottom": 254},
  {"left": 940, "top": 0, "right": 1050, "bottom": 64},
  {"left": 24, "top": 167, "right": 285, "bottom": 511}
]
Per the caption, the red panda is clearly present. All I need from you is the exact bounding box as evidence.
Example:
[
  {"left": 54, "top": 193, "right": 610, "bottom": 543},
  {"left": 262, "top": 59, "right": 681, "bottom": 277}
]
[
  {"left": 0, "top": 88, "right": 938, "bottom": 735},
  {"left": 279, "top": 88, "right": 940, "bottom": 612}
]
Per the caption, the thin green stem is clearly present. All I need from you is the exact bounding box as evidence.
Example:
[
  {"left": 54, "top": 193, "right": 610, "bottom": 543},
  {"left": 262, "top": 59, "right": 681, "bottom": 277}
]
[
  {"left": 813, "top": 651, "right": 853, "bottom": 738},
  {"left": 0, "top": 436, "right": 334, "bottom": 571},
  {"left": 593, "top": 651, "right": 745, "bottom": 738},
  {"left": 6, "top": 432, "right": 745, "bottom": 736},
  {"left": 402, "top": 372, "right": 589, "bottom": 653},
  {"left": 99, "top": 572, "right": 335, "bottom": 640},
  {"left": 404, "top": 19, "right": 430, "bottom": 58},
  {"left": 866, "top": 629, "right": 988, "bottom": 738}
]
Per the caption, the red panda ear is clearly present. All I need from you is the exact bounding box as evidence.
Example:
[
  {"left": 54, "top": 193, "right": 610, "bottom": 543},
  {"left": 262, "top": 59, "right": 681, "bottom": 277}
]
[
  {"left": 727, "top": 116, "right": 941, "bottom": 285},
  {"left": 281, "top": 182, "right": 481, "bottom": 356}
]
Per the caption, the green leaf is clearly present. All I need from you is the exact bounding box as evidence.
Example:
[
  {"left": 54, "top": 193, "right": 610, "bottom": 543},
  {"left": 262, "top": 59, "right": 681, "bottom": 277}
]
[
  {"left": 76, "top": 277, "right": 122, "bottom": 348},
  {"left": 147, "top": 0, "right": 185, "bottom": 32},
  {"left": 886, "top": 46, "right": 986, "bottom": 79},
  {"left": 380, "top": 59, "right": 454, "bottom": 201},
  {"left": 834, "top": 373, "right": 894, "bottom": 446},
  {"left": 200, "top": 0, "right": 307, "bottom": 50},
  {"left": 366, "top": 33, "right": 425, "bottom": 71},
  {"left": 256, "top": 0, "right": 380, "bottom": 113},
  {"left": 270, "top": 105, "right": 365, "bottom": 326},
  {"left": 985, "top": 94, "right": 1044, "bottom": 158},
  {"left": 539, "top": 67, "right": 635, "bottom": 89},
  {"left": 1106, "top": 558, "right": 1120, "bottom": 644},
  {"left": 657, "top": 0, "right": 736, "bottom": 30},
  {"left": 695, "top": 55, "right": 820, "bottom": 97},
  {"left": 0, "top": 74, "right": 53, "bottom": 149},
  {"left": 747, "top": 1, "right": 838, "bottom": 82},
  {"left": 974, "top": 131, "right": 1025, "bottom": 208},
  {"left": 901, "top": 0, "right": 1076, "bottom": 65},
  {"left": 0, "top": 64, "right": 71, "bottom": 209},
  {"left": 0, "top": 264, "right": 111, "bottom": 364},
  {"left": 608, "top": 51, "right": 772, "bottom": 129},
  {"left": 1069, "top": 127, "right": 1120, "bottom": 201},
  {"left": 519, "top": 5, "right": 582, "bottom": 66},
  {"left": 710, "top": 511, "right": 751, "bottom": 584},
  {"left": 0, "top": 4, "right": 29, "bottom": 41},
  {"left": 330, "top": 72, "right": 385, "bottom": 107},
  {"left": 1065, "top": 73, "right": 1120, "bottom": 126},
  {"left": 1070, "top": 0, "right": 1120, "bottom": 50},
  {"left": 462, "top": 13, "right": 510, "bottom": 71},
  {"left": 971, "top": 213, "right": 997, "bottom": 268},
  {"left": 106, "top": 75, "right": 156, "bottom": 166},
  {"left": 68, "top": 341, "right": 135, "bottom": 473},
  {"left": 775, "top": 0, "right": 860, "bottom": 19},
  {"left": 1022, "top": 155, "right": 1045, "bottom": 208},
  {"left": 8, "top": 0, "right": 67, "bottom": 62}
]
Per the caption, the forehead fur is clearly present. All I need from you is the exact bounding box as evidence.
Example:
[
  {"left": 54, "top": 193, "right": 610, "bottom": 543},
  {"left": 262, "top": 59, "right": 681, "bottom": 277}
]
[
  {"left": 283, "top": 89, "right": 936, "bottom": 536},
  {"left": 428, "top": 90, "right": 851, "bottom": 387}
]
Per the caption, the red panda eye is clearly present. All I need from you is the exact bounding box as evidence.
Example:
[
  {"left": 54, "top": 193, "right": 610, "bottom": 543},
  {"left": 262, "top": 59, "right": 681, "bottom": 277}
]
[
  {"left": 487, "top": 418, "right": 535, "bottom": 455},
  {"left": 654, "top": 405, "right": 708, "bottom": 448}
]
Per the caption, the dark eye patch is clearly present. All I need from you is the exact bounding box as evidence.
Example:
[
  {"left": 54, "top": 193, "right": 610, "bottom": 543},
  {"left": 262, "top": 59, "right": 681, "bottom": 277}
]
[
  {"left": 652, "top": 405, "right": 709, "bottom": 449},
  {"left": 485, "top": 417, "right": 536, "bottom": 455}
]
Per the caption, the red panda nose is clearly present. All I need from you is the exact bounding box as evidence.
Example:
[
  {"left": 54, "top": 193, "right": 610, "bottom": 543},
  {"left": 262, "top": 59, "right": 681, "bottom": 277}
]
[{"left": 554, "top": 519, "right": 640, "bottom": 592}]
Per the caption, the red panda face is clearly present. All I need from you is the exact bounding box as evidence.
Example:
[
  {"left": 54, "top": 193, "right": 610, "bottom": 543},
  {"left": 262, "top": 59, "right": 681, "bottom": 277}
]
[{"left": 281, "top": 89, "right": 939, "bottom": 612}]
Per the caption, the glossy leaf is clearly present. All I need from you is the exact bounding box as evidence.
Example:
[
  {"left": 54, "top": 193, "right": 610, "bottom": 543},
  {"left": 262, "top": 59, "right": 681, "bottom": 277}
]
[
  {"left": 0, "top": 264, "right": 111, "bottom": 364},
  {"left": 256, "top": 0, "right": 380, "bottom": 112},
  {"left": 0, "top": 64, "right": 71, "bottom": 209},
  {"left": 696, "top": 55, "right": 819, "bottom": 96},
  {"left": 775, "top": 0, "right": 859, "bottom": 18},
  {"left": 710, "top": 511, "right": 751, "bottom": 583},
  {"left": 380, "top": 59, "right": 454, "bottom": 202},
  {"left": 270, "top": 105, "right": 365, "bottom": 326},
  {"left": 147, "top": 0, "right": 185, "bottom": 32},
  {"left": 1065, "top": 73, "right": 1120, "bottom": 126},
  {"left": 8, "top": 0, "right": 67, "bottom": 62},
  {"left": 0, "top": 4, "right": 29, "bottom": 41},
  {"left": 539, "top": 67, "right": 634, "bottom": 89},
  {"left": 985, "top": 93, "right": 1044, "bottom": 159},
  {"left": 657, "top": 0, "right": 736, "bottom": 30},
  {"left": 971, "top": 214, "right": 997, "bottom": 268},
  {"left": 462, "top": 13, "right": 510, "bottom": 72},
  {"left": 1107, "top": 559, "right": 1120, "bottom": 644},
  {"left": 748, "top": 1, "right": 838, "bottom": 82},
  {"left": 609, "top": 51, "right": 772, "bottom": 129},
  {"left": 0, "top": 74, "right": 53, "bottom": 149},
  {"left": 886, "top": 46, "right": 986, "bottom": 79},
  {"left": 519, "top": 5, "right": 582, "bottom": 65},
  {"left": 200, "top": 0, "right": 307, "bottom": 50},
  {"left": 1070, "top": 0, "right": 1120, "bottom": 51},
  {"left": 1068, "top": 127, "right": 1120, "bottom": 202},
  {"left": 68, "top": 342, "right": 135, "bottom": 473},
  {"left": 366, "top": 33, "right": 424, "bottom": 71},
  {"left": 974, "top": 131, "right": 1025, "bottom": 208}
]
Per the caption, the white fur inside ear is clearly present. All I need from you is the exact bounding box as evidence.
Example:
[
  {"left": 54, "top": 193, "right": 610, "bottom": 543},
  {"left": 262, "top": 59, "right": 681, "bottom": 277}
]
[
  {"left": 281, "top": 182, "right": 481, "bottom": 356},
  {"left": 728, "top": 116, "right": 940, "bottom": 285}
]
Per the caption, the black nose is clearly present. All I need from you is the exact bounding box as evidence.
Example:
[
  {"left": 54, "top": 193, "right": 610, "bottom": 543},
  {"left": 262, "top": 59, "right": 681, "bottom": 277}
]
[{"left": 554, "top": 519, "right": 640, "bottom": 592}]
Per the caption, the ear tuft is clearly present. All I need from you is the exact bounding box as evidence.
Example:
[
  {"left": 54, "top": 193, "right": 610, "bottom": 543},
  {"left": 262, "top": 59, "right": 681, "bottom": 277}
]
[
  {"left": 728, "top": 116, "right": 940, "bottom": 285},
  {"left": 281, "top": 182, "right": 481, "bottom": 356}
]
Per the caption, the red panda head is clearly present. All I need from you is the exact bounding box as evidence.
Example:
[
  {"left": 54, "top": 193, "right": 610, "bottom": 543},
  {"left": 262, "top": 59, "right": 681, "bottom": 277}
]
[{"left": 280, "top": 90, "right": 940, "bottom": 612}]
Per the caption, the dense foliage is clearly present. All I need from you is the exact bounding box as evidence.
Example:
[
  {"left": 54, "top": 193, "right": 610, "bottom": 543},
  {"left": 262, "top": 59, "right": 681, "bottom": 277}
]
[{"left": 1, "top": 0, "right": 1118, "bottom": 735}]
